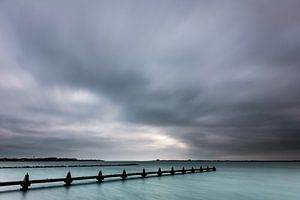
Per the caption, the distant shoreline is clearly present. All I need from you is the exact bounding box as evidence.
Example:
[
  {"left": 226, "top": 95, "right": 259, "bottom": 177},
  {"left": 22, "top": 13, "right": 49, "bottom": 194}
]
[
  {"left": 0, "top": 163, "right": 139, "bottom": 169},
  {"left": 0, "top": 157, "right": 104, "bottom": 162},
  {"left": 153, "top": 159, "right": 300, "bottom": 162},
  {"left": 0, "top": 157, "right": 299, "bottom": 162}
]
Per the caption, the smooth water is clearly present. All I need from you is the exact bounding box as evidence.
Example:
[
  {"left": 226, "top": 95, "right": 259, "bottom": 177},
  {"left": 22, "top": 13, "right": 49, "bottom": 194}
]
[{"left": 0, "top": 161, "right": 299, "bottom": 200}]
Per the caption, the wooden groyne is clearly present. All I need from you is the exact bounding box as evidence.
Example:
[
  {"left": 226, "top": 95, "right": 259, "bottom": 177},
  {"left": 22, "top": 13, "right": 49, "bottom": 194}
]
[{"left": 0, "top": 166, "right": 216, "bottom": 191}]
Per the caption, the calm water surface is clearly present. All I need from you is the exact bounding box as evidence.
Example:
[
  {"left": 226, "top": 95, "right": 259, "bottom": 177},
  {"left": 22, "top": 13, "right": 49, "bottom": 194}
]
[{"left": 0, "top": 161, "right": 299, "bottom": 200}]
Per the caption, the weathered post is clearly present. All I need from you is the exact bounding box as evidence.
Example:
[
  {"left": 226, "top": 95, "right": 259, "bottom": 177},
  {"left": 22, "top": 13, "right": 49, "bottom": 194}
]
[
  {"left": 97, "top": 170, "right": 104, "bottom": 183},
  {"left": 191, "top": 166, "right": 195, "bottom": 173},
  {"left": 157, "top": 168, "right": 162, "bottom": 176},
  {"left": 141, "top": 168, "right": 147, "bottom": 178},
  {"left": 212, "top": 166, "right": 216, "bottom": 171},
  {"left": 182, "top": 167, "right": 186, "bottom": 174},
  {"left": 206, "top": 166, "right": 210, "bottom": 172},
  {"left": 121, "top": 169, "right": 127, "bottom": 180},
  {"left": 170, "top": 167, "right": 175, "bottom": 175},
  {"left": 20, "top": 173, "right": 31, "bottom": 191},
  {"left": 200, "top": 166, "right": 203, "bottom": 172},
  {"left": 64, "top": 172, "right": 72, "bottom": 186}
]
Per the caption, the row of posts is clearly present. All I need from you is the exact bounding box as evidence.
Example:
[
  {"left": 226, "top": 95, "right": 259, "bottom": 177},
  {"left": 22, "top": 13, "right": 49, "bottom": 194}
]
[{"left": 21, "top": 166, "right": 216, "bottom": 190}]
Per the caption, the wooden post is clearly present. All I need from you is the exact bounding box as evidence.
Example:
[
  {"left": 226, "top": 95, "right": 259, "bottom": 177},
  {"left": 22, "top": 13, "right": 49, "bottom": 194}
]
[
  {"left": 171, "top": 167, "right": 175, "bottom": 175},
  {"left": 191, "top": 166, "right": 195, "bottom": 173},
  {"left": 97, "top": 170, "right": 104, "bottom": 182},
  {"left": 121, "top": 169, "right": 127, "bottom": 180},
  {"left": 141, "top": 168, "right": 147, "bottom": 178},
  {"left": 206, "top": 166, "right": 210, "bottom": 172},
  {"left": 64, "top": 172, "right": 72, "bottom": 186},
  {"left": 182, "top": 167, "right": 186, "bottom": 174},
  {"left": 20, "top": 173, "right": 31, "bottom": 191},
  {"left": 200, "top": 166, "right": 203, "bottom": 172},
  {"left": 212, "top": 166, "right": 216, "bottom": 171},
  {"left": 157, "top": 168, "right": 162, "bottom": 176}
]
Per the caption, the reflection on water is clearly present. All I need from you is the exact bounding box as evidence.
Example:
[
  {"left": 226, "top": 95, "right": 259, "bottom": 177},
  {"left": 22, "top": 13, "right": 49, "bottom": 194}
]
[{"left": 0, "top": 161, "right": 299, "bottom": 200}]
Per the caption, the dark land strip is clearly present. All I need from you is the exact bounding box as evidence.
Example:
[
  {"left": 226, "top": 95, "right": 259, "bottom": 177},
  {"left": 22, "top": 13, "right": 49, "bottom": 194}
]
[{"left": 0, "top": 163, "right": 138, "bottom": 169}]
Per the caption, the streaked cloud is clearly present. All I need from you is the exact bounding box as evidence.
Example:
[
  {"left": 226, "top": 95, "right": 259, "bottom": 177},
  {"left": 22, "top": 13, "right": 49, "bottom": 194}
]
[{"left": 0, "top": 0, "right": 299, "bottom": 160}]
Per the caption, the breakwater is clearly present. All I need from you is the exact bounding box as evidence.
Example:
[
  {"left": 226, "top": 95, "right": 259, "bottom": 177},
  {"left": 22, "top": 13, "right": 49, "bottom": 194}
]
[{"left": 0, "top": 166, "right": 216, "bottom": 191}]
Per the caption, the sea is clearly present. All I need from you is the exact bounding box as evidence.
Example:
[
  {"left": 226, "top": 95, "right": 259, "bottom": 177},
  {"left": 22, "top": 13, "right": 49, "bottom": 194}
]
[{"left": 0, "top": 161, "right": 299, "bottom": 200}]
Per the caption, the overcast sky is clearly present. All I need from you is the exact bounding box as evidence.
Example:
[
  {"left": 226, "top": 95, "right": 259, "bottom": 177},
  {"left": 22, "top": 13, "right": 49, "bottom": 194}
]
[{"left": 0, "top": 0, "right": 299, "bottom": 160}]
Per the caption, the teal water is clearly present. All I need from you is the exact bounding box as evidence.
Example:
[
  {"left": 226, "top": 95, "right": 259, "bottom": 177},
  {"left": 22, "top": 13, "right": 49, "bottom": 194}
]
[{"left": 0, "top": 161, "right": 299, "bottom": 200}]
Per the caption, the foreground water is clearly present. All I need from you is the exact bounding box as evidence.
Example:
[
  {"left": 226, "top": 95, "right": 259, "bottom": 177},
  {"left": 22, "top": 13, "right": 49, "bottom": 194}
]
[{"left": 0, "top": 161, "right": 299, "bottom": 200}]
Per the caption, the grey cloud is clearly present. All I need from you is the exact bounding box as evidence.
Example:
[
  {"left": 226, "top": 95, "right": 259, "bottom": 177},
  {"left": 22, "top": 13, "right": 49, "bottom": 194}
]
[
  {"left": 0, "top": 0, "right": 300, "bottom": 159},
  {"left": 181, "top": 126, "right": 300, "bottom": 160},
  {"left": 0, "top": 132, "right": 114, "bottom": 158}
]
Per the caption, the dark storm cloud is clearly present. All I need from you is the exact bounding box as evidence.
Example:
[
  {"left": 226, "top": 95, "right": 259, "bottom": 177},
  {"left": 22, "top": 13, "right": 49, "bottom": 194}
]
[
  {"left": 0, "top": 130, "right": 114, "bottom": 158},
  {"left": 0, "top": 0, "right": 300, "bottom": 159},
  {"left": 182, "top": 125, "right": 300, "bottom": 160}
]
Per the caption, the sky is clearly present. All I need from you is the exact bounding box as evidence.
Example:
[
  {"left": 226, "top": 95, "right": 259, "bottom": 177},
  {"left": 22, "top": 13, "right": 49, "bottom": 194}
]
[{"left": 0, "top": 0, "right": 300, "bottom": 160}]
